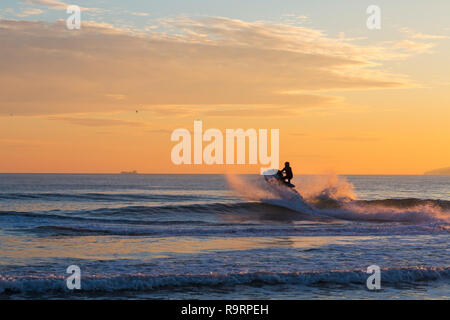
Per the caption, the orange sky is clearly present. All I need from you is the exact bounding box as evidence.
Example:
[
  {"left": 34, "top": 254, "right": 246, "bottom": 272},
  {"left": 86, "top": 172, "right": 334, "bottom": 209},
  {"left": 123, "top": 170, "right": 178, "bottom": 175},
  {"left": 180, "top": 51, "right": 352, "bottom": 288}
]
[{"left": 0, "top": 13, "right": 449, "bottom": 174}]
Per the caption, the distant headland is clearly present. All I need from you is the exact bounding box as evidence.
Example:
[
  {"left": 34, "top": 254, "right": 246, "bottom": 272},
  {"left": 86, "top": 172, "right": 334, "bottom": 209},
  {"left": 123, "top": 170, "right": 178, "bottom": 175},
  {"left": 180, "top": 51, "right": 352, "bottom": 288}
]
[{"left": 424, "top": 167, "right": 450, "bottom": 175}]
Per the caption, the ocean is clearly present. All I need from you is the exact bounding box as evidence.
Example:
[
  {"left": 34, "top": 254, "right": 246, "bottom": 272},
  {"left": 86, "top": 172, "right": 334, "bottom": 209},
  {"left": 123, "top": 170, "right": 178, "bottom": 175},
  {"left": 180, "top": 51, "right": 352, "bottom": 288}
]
[{"left": 0, "top": 173, "right": 448, "bottom": 299}]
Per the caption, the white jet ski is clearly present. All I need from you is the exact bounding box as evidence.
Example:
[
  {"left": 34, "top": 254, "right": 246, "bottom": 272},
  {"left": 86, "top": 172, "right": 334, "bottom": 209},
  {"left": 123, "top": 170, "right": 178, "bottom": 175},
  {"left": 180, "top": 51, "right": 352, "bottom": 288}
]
[{"left": 264, "top": 170, "right": 296, "bottom": 188}]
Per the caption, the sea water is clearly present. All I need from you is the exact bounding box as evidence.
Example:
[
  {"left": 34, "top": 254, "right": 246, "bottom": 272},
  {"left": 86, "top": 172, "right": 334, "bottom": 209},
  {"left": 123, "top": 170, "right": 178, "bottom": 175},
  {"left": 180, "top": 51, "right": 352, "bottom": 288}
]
[{"left": 0, "top": 174, "right": 448, "bottom": 299}]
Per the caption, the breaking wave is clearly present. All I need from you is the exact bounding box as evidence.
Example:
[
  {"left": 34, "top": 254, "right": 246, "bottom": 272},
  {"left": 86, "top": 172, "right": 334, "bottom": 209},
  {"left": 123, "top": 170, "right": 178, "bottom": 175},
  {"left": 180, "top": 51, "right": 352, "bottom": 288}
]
[
  {"left": 1, "top": 267, "right": 448, "bottom": 295},
  {"left": 226, "top": 174, "right": 450, "bottom": 225},
  {"left": 2, "top": 199, "right": 449, "bottom": 238}
]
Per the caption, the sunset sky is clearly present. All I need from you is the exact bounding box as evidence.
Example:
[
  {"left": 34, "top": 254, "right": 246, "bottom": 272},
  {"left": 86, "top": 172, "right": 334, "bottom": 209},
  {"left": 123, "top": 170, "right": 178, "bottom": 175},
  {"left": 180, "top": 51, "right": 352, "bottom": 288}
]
[{"left": 0, "top": 0, "right": 449, "bottom": 174}]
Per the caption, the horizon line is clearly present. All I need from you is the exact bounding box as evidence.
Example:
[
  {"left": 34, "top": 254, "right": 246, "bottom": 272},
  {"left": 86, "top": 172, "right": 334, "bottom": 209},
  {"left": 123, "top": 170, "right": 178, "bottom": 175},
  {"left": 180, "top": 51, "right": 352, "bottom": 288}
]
[{"left": 0, "top": 172, "right": 438, "bottom": 176}]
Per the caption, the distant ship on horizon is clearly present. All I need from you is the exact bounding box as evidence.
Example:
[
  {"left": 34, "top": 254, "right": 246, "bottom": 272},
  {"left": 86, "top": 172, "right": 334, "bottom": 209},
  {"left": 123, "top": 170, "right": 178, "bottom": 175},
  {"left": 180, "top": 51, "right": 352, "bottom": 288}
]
[{"left": 120, "top": 170, "right": 138, "bottom": 175}]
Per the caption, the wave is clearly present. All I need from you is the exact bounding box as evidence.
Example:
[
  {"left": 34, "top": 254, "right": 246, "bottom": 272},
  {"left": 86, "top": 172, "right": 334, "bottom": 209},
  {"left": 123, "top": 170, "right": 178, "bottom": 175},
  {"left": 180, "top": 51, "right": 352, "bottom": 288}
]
[
  {"left": 226, "top": 174, "right": 450, "bottom": 224},
  {"left": 0, "top": 202, "right": 287, "bottom": 218},
  {"left": 312, "top": 198, "right": 450, "bottom": 210},
  {"left": 2, "top": 196, "right": 449, "bottom": 233},
  {"left": 312, "top": 199, "right": 450, "bottom": 224},
  {"left": 360, "top": 198, "right": 450, "bottom": 209},
  {"left": 1, "top": 266, "right": 448, "bottom": 295},
  {"left": 14, "top": 220, "right": 449, "bottom": 237},
  {"left": 0, "top": 192, "right": 219, "bottom": 202}
]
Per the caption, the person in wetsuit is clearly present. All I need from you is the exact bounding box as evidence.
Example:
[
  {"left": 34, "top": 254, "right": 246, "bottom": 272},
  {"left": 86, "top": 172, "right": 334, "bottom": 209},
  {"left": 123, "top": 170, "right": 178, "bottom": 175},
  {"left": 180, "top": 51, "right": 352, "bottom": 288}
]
[{"left": 280, "top": 161, "right": 293, "bottom": 184}]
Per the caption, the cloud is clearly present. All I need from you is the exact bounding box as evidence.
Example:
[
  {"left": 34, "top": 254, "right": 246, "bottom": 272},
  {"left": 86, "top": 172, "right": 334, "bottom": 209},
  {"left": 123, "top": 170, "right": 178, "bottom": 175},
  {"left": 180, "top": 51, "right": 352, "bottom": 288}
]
[
  {"left": 280, "top": 14, "right": 310, "bottom": 26},
  {"left": 1, "top": 7, "right": 44, "bottom": 18},
  {"left": 410, "top": 33, "right": 449, "bottom": 40},
  {"left": 394, "top": 28, "right": 448, "bottom": 54},
  {"left": 16, "top": 8, "right": 44, "bottom": 17},
  {"left": 400, "top": 27, "right": 450, "bottom": 40},
  {"left": 48, "top": 117, "right": 145, "bottom": 127},
  {"left": 143, "top": 97, "right": 342, "bottom": 118},
  {"left": 22, "top": 0, "right": 67, "bottom": 10},
  {"left": 0, "top": 18, "right": 412, "bottom": 117},
  {"left": 199, "top": 101, "right": 337, "bottom": 118},
  {"left": 22, "top": 0, "right": 102, "bottom": 12},
  {"left": 129, "top": 12, "right": 149, "bottom": 17},
  {"left": 393, "top": 40, "right": 435, "bottom": 54}
]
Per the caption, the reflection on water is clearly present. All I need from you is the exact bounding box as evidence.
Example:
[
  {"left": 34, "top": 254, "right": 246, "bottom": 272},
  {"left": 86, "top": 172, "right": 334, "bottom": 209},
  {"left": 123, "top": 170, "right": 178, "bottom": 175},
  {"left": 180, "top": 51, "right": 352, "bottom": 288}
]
[{"left": 0, "top": 234, "right": 377, "bottom": 264}]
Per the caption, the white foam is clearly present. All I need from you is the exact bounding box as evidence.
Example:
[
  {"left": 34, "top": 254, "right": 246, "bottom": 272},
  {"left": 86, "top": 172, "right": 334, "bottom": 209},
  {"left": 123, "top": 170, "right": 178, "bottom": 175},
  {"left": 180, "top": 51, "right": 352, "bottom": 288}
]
[{"left": 1, "top": 267, "right": 448, "bottom": 294}]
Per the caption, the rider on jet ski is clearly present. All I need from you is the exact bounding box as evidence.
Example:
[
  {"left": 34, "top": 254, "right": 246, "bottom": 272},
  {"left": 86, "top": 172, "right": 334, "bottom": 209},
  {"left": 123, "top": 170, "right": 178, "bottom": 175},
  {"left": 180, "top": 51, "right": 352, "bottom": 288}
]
[{"left": 280, "top": 162, "right": 293, "bottom": 184}]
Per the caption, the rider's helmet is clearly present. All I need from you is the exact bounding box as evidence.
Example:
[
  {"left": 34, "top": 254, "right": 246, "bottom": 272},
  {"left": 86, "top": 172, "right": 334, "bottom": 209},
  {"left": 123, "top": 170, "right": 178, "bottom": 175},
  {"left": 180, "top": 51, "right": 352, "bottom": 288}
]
[{"left": 285, "top": 161, "right": 290, "bottom": 166}]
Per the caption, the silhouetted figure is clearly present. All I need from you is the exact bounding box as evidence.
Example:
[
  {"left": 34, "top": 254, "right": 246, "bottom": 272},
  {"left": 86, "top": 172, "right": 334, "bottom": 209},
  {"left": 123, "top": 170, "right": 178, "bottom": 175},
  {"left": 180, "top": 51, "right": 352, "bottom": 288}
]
[{"left": 280, "top": 161, "right": 293, "bottom": 184}]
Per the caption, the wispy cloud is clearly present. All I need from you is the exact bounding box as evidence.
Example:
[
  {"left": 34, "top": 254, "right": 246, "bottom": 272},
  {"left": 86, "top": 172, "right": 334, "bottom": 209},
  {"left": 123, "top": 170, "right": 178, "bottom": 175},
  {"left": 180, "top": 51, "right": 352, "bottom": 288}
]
[
  {"left": 48, "top": 117, "right": 146, "bottom": 127},
  {"left": 129, "top": 11, "right": 149, "bottom": 17},
  {"left": 392, "top": 27, "right": 449, "bottom": 54},
  {"left": 1, "top": 7, "right": 44, "bottom": 18},
  {"left": 400, "top": 27, "right": 450, "bottom": 40},
  {"left": 22, "top": 0, "right": 67, "bottom": 10},
  {"left": 16, "top": 8, "right": 44, "bottom": 17},
  {"left": 0, "top": 17, "right": 418, "bottom": 117},
  {"left": 393, "top": 40, "right": 435, "bottom": 54},
  {"left": 22, "top": 0, "right": 103, "bottom": 12}
]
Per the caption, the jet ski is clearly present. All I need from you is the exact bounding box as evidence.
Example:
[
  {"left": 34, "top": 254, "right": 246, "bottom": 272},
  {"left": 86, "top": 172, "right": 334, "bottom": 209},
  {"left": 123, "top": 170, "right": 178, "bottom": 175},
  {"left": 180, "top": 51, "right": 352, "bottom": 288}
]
[
  {"left": 262, "top": 169, "right": 314, "bottom": 214},
  {"left": 264, "top": 170, "right": 296, "bottom": 188}
]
